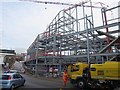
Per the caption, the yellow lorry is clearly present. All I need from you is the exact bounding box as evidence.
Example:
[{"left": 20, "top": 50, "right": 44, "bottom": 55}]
[{"left": 68, "top": 61, "right": 120, "bottom": 89}]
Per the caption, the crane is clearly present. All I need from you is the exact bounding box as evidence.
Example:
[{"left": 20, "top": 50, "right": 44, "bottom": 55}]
[
  {"left": 19, "top": 0, "right": 105, "bottom": 11},
  {"left": 19, "top": 0, "right": 75, "bottom": 6}
]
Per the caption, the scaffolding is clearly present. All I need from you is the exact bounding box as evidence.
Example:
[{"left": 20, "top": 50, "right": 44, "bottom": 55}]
[{"left": 25, "top": 2, "right": 120, "bottom": 76}]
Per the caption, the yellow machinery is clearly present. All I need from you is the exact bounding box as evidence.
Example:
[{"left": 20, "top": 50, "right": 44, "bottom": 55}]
[
  {"left": 90, "top": 61, "right": 120, "bottom": 80},
  {"left": 68, "top": 61, "right": 120, "bottom": 89}
]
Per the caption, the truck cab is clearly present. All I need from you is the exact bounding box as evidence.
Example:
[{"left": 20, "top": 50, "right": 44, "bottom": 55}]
[
  {"left": 68, "top": 61, "right": 120, "bottom": 89},
  {"left": 68, "top": 63, "right": 89, "bottom": 88}
]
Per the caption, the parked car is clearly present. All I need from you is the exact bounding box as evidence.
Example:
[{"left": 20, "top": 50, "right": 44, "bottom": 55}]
[
  {"left": 0, "top": 73, "right": 25, "bottom": 90},
  {"left": 4, "top": 70, "right": 19, "bottom": 73}
]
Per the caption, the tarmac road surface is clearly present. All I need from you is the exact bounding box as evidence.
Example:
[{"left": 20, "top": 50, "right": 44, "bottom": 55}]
[
  {"left": 15, "top": 74, "right": 77, "bottom": 90},
  {"left": 15, "top": 74, "right": 120, "bottom": 90}
]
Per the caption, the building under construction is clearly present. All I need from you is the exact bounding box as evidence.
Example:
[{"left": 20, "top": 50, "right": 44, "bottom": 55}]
[{"left": 25, "top": 1, "right": 120, "bottom": 76}]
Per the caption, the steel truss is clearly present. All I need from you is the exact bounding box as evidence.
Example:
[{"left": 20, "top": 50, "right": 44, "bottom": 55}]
[{"left": 25, "top": 2, "right": 120, "bottom": 76}]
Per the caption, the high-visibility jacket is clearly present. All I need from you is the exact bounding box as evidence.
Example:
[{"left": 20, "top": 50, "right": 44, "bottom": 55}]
[{"left": 63, "top": 72, "right": 68, "bottom": 81}]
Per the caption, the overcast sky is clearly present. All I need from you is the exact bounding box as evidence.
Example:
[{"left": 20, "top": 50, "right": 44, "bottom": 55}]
[{"left": 0, "top": 0, "right": 119, "bottom": 53}]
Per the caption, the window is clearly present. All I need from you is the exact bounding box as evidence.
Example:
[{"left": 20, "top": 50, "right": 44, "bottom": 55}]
[
  {"left": 90, "top": 68, "right": 96, "bottom": 71},
  {"left": 72, "top": 65, "right": 79, "bottom": 72},
  {"left": 1, "top": 75, "right": 10, "bottom": 80},
  {"left": 13, "top": 74, "right": 21, "bottom": 79}
]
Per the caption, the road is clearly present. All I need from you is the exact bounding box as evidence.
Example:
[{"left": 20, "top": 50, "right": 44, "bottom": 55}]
[
  {"left": 14, "top": 74, "right": 120, "bottom": 90},
  {"left": 16, "top": 74, "right": 77, "bottom": 90}
]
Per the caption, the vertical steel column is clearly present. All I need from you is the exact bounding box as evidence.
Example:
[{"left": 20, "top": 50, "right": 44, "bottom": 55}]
[
  {"left": 0, "top": 64, "right": 2, "bottom": 89},
  {"left": 45, "top": 33, "right": 47, "bottom": 65},
  {"left": 69, "top": 9, "right": 72, "bottom": 56},
  {"left": 90, "top": 0, "right": 94, "bottom": 27},
  {"left": 75, "top": 6, "right": 78, "bottom": 55},
  {"left": 86, "top": 15, "right": 90, "bottom": 65},
  {"left": 35, "top": 35, "right": 39, "bottom": 77},
  {"left": 57, "top": 13, "right": 61, "bottom": 74},
  {"left": 101, "top": 8, "right": 105, "bottom": 25},
  {"left": 76, "top": 6, "right": 79, "bottom": 34},
  {"left": 53, "top": 17, "right": 57, "bottom": 65},
  {"left": 83, "top": 6, "right": 86, "bottom": 30},
  {"left": 102, "top": 56, "right": 104, "bottom": 63},
  {"left": 102, "top": 8, "right": 111, "bottom": 52},
  {"left": 118, "top": 2, "right": 120, "bottom": 47},
  {"left": 63, "top": 11, "right": 65, "bottom": 56},
  {"left": 59, "top": 51, "right": 62, "bottom": 74},
  {"left": 59, "top": 12, "right": 63, "bottom": 72}
]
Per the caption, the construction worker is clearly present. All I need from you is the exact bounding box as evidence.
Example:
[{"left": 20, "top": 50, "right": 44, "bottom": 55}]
[{"left": 63, "top": 70, "right": 68, "bottom": 87}]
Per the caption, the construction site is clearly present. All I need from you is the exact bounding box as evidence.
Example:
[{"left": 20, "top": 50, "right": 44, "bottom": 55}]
[{"left": 24, "top": 0, "right": 120, "bottom": 77}]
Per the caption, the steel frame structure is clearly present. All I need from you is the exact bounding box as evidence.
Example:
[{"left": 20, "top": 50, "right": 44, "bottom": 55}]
[{"left": 25, "top": 2, "right": 120, "bottom": 76}]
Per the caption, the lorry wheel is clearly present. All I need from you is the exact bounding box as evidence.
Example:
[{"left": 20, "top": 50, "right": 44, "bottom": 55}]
[{"left": 77, "top": 79, "right": 86, "bottom": 89}]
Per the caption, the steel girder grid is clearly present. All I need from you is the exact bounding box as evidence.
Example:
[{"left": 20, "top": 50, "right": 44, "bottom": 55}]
[{"left": 26, "top": 3, "right": 120, "bottom": 76}]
